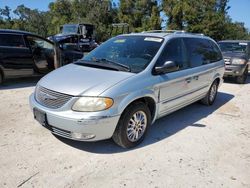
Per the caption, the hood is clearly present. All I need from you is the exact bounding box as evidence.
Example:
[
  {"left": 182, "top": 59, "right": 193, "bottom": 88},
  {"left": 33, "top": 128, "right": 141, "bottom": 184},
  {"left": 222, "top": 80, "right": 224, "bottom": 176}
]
[
  {"left": 222, "top": 51, "right": 247, "bottom": 60},
  {"left": 38, "top": 64, "right": 135, "bottom": 96},
  {"left": 52, "top": 33, "right": 77, "bottom": 42}
]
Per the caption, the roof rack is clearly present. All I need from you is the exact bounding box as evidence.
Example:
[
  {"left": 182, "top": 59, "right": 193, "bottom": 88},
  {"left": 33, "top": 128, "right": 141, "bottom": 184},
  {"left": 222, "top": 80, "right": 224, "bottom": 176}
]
[
  {"left": 142, "top": 30, "right": 204, "bottom": 36},
  {"left": 142, "top": 30, "right": 183, "bottom": 33}
]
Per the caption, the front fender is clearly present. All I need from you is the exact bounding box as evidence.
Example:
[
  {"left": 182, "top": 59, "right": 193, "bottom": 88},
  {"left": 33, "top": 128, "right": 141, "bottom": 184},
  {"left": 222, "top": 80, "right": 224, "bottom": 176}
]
[{"left": 115, "top": 88, "right": 158, "bottom": 120}]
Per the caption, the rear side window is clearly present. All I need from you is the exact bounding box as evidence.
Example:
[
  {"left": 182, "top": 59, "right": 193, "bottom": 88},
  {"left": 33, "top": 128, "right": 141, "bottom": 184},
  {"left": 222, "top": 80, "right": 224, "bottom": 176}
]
[
  {"left": 209, "top": 41, "right": 223, "bottom": 62},
  {"left": 0, "top": 34, "right": 26, "bottom": 48},
  {"left": 155, "top": 38, "right": 188, "bottom": 70},
  {"left": 184, "top": 38, "right": 221, "bottom": 68}
]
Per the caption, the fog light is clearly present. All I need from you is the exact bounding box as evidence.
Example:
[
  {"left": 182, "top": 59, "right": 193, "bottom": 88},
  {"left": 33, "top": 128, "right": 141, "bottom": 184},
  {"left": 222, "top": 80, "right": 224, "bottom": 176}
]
[{"left": 71, "top": 132, "right": 95, "bottom": 140}]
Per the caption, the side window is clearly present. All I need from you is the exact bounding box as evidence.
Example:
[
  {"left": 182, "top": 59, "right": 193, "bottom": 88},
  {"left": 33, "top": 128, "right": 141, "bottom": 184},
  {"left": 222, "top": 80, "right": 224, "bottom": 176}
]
[
  {"left": 155, "top": 38, "right": 188, "bottom": 70},
  {"left": 184, "top": 38, "right": 213, "bottom": 68},
  {"left": 0, "top": 34, "right": 26, "bottom": 48},
  {"left": 26, "top": 36, "right": 53, "bottom": 50},
  {"left": 209, "top": 41, "right": 223, "bottom": 62},
  {"left": 184, "top": 38, "right": 206, "bottom": 68}
]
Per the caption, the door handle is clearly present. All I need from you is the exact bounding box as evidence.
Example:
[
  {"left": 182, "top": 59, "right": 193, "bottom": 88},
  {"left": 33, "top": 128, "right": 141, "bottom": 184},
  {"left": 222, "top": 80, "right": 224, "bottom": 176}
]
[
  {"left": 193, "top": 76, "right": 199, "bottom": 80},
  {"left": 185, "top": 77, "right": 192, "bottom": 83}
]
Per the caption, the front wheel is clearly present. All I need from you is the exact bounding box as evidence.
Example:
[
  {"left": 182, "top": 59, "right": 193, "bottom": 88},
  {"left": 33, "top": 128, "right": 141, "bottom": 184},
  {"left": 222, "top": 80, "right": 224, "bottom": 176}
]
[
  {"left": 200, "top": 80, "right": 218, "bottom": 106},
  {"left": 235, "top": 68, "right": 248, "bottom": 84},
  {"left": 112, "top": 102, "right": 151, "bottom": 148}
]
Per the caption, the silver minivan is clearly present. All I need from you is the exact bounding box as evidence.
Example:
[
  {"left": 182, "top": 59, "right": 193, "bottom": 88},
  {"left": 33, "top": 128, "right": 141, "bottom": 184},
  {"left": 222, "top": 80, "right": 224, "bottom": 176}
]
[{"left": 29, "top": 31, "right": 225, "bottom": 148}]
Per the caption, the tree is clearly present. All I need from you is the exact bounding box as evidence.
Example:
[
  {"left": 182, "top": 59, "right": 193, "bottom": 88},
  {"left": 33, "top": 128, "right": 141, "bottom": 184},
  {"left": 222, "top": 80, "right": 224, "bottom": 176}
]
[
  {"left": 118, "top": 0, "right": 161, "bottom": 32},
  {"left": 161, "top": 0, "right": 250, "bottom": 41},
  {"left": 0, "top": 6, "right": 11, "bottom": 21},
  {"left": 48, "top": 0, "right": 73, "bottom": 34},
  {"left": 11, "top": 5, "right": 51, "bottom": 37},
  {"left": 162, "top": 0, "right": 186, "bottom": 30},
  {"left": 149, "top": 5, "right": 161, "bottom": 30},
  {"left": 0, "top": 0, "right": 249, "bottom": 41},
  {"left": 48, "top": 0, "right": 117, "bottom": 41},
  {"left": 0, "top": 6, "right": 13, "bottom": 29},
  {"left": 184, "top": 0, "right": 227, "bottom": 40},
  {"left": 223, "top": 19, "right": 250, "bottom": 40}
]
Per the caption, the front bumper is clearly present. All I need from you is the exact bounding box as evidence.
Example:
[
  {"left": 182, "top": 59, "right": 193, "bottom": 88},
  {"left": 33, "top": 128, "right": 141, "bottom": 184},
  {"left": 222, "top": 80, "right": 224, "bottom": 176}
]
[
  {"left": 224, "top": 64, "right": 247, "bottom": 77},
  {"left": 29, "top": 93, "right": 120, "bottom": 141}
]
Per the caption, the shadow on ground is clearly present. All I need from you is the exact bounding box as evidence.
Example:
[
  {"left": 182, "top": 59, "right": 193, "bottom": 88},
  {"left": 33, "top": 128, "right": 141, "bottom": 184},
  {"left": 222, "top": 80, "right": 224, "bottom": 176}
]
[
  {"left": 56, "top": 91, "right": 234, "bottom": 154},
  {"left": 0, "top": 77, "right": 41, "bottom": 90}
]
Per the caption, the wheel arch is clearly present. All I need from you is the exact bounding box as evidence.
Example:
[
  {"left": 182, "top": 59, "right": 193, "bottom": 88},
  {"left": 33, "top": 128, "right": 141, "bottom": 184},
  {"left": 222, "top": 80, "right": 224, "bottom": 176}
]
[
  {"left": 212, "top": 73, "right": 223, "bottom": 87},
  {"left": 118, "top": 93, "right": 157, "bottom": 123}
]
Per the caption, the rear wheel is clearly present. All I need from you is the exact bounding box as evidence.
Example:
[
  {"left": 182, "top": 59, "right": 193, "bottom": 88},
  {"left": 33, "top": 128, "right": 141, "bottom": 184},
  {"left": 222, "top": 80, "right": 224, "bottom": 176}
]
[
  {"left": 235, "top": 67, "right": 248, "bottom": 84},
  {"left": 112, "top": 102, "right": 151, "bottom": 148},
  {"left": 200, "top": 80, "right": 218, "bottom": 106}
]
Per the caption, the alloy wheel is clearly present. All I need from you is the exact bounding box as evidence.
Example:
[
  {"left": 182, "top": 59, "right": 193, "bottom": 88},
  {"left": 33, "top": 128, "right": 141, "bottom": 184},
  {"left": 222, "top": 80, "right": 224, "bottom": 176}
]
[{"left": 126, "top": 111, "right": 147, "bottom": 142}]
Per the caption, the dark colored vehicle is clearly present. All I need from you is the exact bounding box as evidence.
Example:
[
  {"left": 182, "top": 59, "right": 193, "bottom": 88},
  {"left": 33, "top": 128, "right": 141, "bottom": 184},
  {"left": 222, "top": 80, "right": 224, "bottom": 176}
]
[
  {"left": 48, "top": 23, "right": 98, "bottom": 52},
  {"left": 109, "top": 23, "right": 130, "bottom": 37},
  {"left": 0, "top": 29, "right": 83, "bottom": 84},
  {"left": 218, "top": 40, "right": 250, "bottom": 84}
]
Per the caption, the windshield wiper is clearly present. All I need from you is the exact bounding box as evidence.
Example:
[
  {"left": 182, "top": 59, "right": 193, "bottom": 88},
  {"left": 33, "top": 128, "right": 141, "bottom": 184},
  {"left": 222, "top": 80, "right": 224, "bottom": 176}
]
[{"left": 92, "top": 58, "right": 131, "bottom": 72}]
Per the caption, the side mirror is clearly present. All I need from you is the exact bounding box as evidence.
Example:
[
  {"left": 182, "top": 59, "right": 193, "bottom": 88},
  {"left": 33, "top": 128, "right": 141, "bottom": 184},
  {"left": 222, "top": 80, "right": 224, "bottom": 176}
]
[{"left": 154, "top": 61, "right": 179, "bottom": 75}]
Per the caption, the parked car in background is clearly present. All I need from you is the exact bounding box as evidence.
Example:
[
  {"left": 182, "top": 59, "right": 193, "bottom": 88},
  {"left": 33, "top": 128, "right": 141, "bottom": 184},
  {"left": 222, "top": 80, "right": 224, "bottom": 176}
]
[
  {"left": 0, "top": 29, "right": 84, "bottom": 84},
  {"left": 218, "top": 40, "right": 249, "bottom": 84},
  {"left": 47, "top": 23, "right": 98, "bottom": 52},
  {"left": 30, "top": 31, "right": 224, "bottom": 148}
]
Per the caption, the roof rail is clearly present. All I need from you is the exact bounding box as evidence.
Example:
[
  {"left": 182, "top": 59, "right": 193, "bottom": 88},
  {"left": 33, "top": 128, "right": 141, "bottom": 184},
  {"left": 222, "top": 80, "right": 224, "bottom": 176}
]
[
  {"left": 142, "top": 30, "right": 204, "bottom": 36},
  {"left": 182, "top": 32, "right": 204, "bottom": 36},
  {"left": 142, "top": 30, "right": 184, "bottom": 33}
]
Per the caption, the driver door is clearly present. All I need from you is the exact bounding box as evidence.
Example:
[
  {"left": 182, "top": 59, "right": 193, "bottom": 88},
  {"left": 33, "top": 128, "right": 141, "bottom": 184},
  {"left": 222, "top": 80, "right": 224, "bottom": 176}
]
[
  {"left": 25, "top": 35, "right": 55, "bottom": 74},
  {"left": 155, "top": 38, "right": 194, "bottom": 116}
]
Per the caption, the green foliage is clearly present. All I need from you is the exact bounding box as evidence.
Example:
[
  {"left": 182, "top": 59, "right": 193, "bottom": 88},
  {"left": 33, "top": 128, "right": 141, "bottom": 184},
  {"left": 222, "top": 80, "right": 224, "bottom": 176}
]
[
  {"left": 0, "top": 0, "right": 249, "bottom": 41},
  {"left": 162, "top": 0, "right": 250, "bottom": 40},
  {"left": 0, "top": 0, "right": 118, "bottom": 41},
  {"left": 223, "top": 19, "right": 250, "bottom": 40},
  {"left": 48, "top": 0, "right": 117, "bottom": 41},
  {"left": 0, "top": 5, "right": 51, "bottom": 37},
  {"left": 118, "top": 0, "right": 161, "bottom": 32}
]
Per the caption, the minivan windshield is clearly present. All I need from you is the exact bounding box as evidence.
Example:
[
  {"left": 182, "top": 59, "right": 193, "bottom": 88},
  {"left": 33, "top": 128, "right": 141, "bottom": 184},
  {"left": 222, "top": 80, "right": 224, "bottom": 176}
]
[
  {"left": 80, "top": 35, "right": 164, "bottom": 73},
  {"left": 218, "top": 42, "right": 248, "bottom": 53}
]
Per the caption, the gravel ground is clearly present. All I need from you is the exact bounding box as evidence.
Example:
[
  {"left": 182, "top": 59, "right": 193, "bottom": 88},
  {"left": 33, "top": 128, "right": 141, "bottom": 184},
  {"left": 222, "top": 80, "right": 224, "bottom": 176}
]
[{"left": 0, "top": 76, "right": 250, "bottom": 188}]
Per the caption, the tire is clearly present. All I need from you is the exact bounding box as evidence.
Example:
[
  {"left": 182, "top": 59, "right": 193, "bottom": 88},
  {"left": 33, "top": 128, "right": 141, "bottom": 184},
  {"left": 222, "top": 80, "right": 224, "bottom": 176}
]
[
  {"left": 112, "top": 102, "right": 151, "bottom": 148},
  {"left": 200, "top": 80, "right": 218, "bottom": 106},
  {"left": 235, "top": 68, "right": 248, "bottom": 84}
]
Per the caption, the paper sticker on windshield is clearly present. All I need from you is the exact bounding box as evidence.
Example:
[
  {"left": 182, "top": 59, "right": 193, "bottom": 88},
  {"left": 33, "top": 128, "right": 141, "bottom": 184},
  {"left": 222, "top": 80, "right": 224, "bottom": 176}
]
[
  {"left": 144, "top": 37, "right": 162, "bottom": 42},
  {"left": 239, "top": 42, "right": 247, "bottom": 45},
  {"left": 114, "top": 39, "right": 126, "bottom": 43}
]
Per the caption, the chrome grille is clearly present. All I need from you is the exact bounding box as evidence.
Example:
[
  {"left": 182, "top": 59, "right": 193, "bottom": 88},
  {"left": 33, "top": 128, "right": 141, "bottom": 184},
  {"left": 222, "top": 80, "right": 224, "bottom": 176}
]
[
  {"left": 35, "top": 86, "right": 73, "bottom": 109},
  {"left": 224, "top": 58, "right": 231, "bottom": 65}
]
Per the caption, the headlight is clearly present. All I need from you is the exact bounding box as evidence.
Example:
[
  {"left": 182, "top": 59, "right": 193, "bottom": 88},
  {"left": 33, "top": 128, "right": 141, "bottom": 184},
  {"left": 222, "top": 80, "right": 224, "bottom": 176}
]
[
  {"left": 72, "top": 97, "right": 113, "bottom": 112},
  {"left": 232, "top": 58, "right": 246, "bottom": 65}
]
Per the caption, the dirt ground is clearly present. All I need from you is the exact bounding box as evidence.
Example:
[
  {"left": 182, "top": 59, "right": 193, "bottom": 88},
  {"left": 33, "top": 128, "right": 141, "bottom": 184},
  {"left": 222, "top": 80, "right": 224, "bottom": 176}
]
[{"left": 0, "top": 76, "right": 250, "bottom": 188}]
